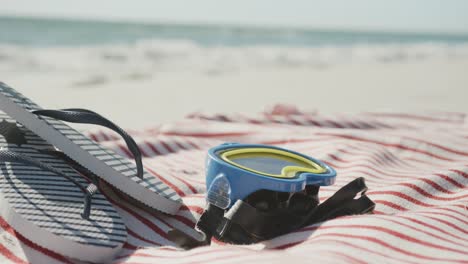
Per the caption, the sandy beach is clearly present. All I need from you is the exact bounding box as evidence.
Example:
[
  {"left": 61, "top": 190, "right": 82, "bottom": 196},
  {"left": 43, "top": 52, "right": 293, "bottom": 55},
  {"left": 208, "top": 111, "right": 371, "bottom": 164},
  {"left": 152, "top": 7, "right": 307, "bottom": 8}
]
[
  {"left": 2, "top": 57, "right": 468, "bottom": 128},
  {"left": 1, "top": 16, "right": 467, "bottom": 129}
]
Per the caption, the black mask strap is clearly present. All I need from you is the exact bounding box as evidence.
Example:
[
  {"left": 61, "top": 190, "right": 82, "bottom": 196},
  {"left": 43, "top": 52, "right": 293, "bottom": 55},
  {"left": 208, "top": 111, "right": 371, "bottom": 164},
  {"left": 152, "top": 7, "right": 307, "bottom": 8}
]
[
  {"left": 169, "top": 177, "right": 375, "bottom": 249},
  {"left": 303, "top": 177, "right": 375, "bottom": 225}
]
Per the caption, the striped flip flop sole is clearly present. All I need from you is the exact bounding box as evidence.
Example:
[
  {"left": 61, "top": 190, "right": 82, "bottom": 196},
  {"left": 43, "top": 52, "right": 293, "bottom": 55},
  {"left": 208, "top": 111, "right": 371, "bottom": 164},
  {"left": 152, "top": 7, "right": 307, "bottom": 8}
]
[
  {"left": 0, "top": 83, "right": 182, "bottom": 214},
  {"left": 0, "top": 111, "right": 127, "bottom": 263}
]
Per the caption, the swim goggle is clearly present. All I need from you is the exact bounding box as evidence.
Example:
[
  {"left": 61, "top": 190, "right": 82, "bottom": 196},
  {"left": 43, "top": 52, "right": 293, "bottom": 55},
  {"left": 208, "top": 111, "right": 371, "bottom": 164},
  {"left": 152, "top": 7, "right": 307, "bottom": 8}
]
[
  {"left": 168, "top": 143, "right": 374, "bottom": 247},
  {"left": 205, "top": 143, "right": 336, "bottom": 209}
]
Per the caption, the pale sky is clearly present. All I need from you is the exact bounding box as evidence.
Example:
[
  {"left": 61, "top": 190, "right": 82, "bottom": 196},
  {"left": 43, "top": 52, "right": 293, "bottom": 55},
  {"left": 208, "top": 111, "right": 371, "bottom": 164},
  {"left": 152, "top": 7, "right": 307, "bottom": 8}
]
[{"left": 1, "top": 0, "right": 468, "bottom": 33}]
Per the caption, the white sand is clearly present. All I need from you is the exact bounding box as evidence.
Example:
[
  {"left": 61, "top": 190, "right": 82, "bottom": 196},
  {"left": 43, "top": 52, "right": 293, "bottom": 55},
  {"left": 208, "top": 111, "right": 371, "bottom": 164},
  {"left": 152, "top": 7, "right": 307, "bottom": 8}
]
[{"left": 2, "top": 58, "right": 468, "bottom": 128}]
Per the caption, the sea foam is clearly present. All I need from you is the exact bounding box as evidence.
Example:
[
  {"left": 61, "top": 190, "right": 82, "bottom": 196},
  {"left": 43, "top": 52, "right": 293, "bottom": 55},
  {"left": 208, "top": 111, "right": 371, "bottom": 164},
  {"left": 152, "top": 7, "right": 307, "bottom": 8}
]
[{"left": 1, "top": 40, "right": 468, "bottom": 76}]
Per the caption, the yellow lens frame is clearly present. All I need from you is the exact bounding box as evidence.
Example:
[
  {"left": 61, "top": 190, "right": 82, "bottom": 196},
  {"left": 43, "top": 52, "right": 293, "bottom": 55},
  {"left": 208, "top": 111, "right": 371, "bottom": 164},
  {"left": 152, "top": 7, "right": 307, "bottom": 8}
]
[{"left": 220, "top": 148, "right": 326, "bottom": 178}]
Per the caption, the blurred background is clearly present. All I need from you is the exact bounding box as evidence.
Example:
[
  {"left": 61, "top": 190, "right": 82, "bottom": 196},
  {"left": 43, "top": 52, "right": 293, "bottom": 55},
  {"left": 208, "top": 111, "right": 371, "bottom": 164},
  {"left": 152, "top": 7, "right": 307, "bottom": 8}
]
[{"left": 1, "top": 0, "right": 467, "bottom": 128}]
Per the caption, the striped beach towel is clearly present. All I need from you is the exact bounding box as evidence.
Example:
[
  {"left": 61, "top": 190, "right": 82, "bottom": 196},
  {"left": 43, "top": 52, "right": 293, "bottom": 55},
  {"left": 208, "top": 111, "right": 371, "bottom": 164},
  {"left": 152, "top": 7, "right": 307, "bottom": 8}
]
[{"left": 1, "top": 106, "right": 467, "bottom": 264}]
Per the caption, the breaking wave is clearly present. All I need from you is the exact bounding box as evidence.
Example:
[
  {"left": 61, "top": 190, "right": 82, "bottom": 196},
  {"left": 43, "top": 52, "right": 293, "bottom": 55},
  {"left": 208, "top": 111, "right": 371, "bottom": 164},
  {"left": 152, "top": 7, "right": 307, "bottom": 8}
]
[{"left": 1, "top": 39, "right": 468, "bottom": 76}]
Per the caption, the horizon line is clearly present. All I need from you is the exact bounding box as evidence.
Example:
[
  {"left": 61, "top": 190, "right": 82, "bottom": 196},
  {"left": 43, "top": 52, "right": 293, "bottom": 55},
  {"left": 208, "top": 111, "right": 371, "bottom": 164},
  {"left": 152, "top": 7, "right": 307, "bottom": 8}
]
[{"left": 2, "top": 12, "right": 468, "bottom": 36}]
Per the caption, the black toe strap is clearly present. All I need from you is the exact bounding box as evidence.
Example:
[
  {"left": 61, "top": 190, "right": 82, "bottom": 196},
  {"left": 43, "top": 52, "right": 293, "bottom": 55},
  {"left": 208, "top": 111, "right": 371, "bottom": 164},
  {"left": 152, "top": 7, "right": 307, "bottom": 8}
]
[
  {"left": 0, "top": 149, "right": 97, "bottom": 219},
  {"left": 33, "top": 108, "right": 144, "bottom": 179}
]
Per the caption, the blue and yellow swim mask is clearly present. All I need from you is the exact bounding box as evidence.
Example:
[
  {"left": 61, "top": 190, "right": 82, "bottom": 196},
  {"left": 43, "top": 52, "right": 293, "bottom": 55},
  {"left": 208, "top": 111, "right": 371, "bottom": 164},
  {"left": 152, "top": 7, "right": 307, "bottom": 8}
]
[{"left": 206, "top": 143, "right": 336, "bottom": 209}]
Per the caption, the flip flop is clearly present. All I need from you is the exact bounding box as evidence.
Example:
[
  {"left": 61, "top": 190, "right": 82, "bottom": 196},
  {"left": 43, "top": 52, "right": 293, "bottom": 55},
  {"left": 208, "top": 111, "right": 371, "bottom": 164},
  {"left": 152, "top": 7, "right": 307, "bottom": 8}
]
[
  {"left": 0, "top": 111, "right": 127, "bottom": 263},
  {"left": 0, "top": 83, "right": 182, "bottom": 214}
]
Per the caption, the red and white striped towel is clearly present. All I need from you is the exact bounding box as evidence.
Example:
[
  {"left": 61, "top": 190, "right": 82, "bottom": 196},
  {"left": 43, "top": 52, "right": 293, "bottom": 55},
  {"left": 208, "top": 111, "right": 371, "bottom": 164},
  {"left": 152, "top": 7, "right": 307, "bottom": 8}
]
[{"left": 1, "top": 107, "right": 467, "bottom": 264}]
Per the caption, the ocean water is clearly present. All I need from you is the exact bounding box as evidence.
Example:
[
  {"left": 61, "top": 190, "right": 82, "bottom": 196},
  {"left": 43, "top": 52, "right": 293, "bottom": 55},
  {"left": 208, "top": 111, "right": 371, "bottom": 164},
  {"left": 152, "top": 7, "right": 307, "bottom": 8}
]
[
  {"left": 1, "top": 15, "right": 468, "bottom": 75},
  {"left": 2, "top": 16, "right": 468, "bottom": 47}
]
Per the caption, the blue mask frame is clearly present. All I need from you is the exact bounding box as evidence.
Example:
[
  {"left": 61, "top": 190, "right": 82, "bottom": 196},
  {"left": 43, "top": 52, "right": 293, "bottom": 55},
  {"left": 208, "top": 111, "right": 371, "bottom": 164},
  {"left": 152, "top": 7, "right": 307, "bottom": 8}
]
[{"left": 206, "top": 143, "right": 337, "bottom": 209}]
